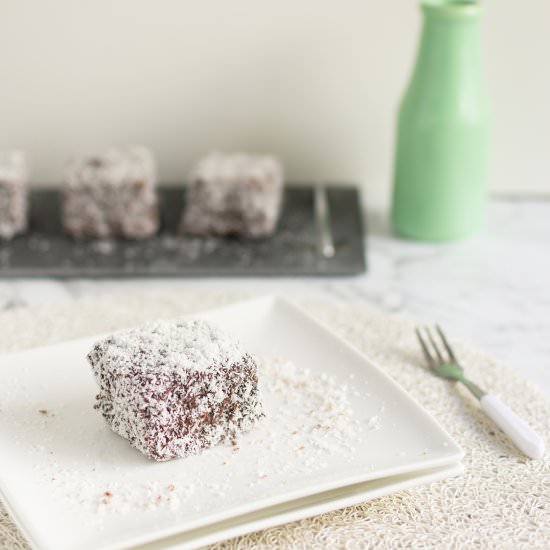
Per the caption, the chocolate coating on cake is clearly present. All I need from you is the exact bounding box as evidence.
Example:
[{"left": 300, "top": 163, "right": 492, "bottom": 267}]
[
  {"left": 181, "top": 152, "right": 284, "bottom": 238},
  {"left": 0, "top": 151, "right": 28, "bottom": 240},
  {"left": 62, "top": 146, "right": 159, "bottom": 239},
  {"left": 88, "top": 319, "right": 264, "bottom": 461}
]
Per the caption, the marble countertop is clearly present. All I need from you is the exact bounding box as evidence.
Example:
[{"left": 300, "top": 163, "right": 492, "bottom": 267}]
[{"left": 0, "top": 197, "right": 548, "bottom": 394}]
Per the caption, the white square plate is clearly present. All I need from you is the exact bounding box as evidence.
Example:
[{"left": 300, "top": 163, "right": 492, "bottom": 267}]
[{"left": 0, "top": 297, "right": 462, "bottom": 550}]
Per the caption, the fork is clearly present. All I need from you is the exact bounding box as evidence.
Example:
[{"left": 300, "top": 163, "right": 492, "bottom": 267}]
[{"left": 415, "top": 325, "right": 545, "bottom": 459}]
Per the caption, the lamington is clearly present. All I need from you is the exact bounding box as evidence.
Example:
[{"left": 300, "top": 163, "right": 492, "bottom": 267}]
[
  {"left": 181, "top": 152, "right": 284, "bottom": 237},
  {"left": 62, "top": 146, "right": 159, "bottom": 239},
  {"left": 88, "top": 318, "right": 264, "bottom": 461},
  {"left": 0, "top": 151, "right": 28, "bottom": 240}
]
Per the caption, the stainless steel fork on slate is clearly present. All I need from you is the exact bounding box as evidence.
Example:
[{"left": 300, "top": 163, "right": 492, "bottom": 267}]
[{"left": 416, "top": 325, "right": 545, "bottom": 459}]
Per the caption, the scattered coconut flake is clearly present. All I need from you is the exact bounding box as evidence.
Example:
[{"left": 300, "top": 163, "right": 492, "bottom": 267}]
[{"left": 8, "top": 355, "right": 384, "bottom": 519}]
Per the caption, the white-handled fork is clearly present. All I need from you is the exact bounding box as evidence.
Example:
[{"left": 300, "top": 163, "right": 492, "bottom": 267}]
[{"left": 415, "top": 325, "right": 545, "bottom": 460}]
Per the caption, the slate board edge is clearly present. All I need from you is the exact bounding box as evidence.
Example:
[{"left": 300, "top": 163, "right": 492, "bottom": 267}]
[{"left": 0, "top": 184, "right": 367, "bottom": 278}]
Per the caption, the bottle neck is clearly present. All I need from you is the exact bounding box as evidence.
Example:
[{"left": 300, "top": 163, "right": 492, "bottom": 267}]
[
  {"left": 416, "top": 10, "right": 482, "bottom": 78},
  {"left": 406, "top": 3, "right": 486, "bottom": 109}
]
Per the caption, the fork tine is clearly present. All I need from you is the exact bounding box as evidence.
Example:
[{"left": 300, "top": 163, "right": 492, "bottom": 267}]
[
  {"left": 425, "top": 327, "right": 445, "bottom": 363},
  {"left": 415, "top": 328, "right": 435, "bottom": 366},
  {"left": 435, "top": 324, "right": 457, "bottom": 362}
]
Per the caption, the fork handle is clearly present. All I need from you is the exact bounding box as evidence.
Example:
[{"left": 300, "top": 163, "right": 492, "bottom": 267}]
[{"left": 480, "top": 394, "right": 545, "bottom": 459}]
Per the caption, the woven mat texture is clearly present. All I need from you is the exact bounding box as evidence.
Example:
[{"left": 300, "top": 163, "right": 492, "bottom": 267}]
[{"left": 0, "top": 290, "right": 548, "bottom": 549}]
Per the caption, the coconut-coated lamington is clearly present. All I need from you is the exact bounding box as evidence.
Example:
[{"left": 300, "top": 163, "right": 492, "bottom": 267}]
[
  {"left": 0, "top": 151, "right": 28, "bottom": 240},
  {"left": 181, "top": 152, "right": 284, "bottom": 237},
  {"left": 62, "top": 146, "right": 159, "bottom": 239},
  {"left": 88, "top": 319, "right": 264, "bottom": 461}
]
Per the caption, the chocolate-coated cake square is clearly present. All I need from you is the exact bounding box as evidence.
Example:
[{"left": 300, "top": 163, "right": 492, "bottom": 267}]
[
  {"left": 181, "top": 152, "right": 284, "bottom": 237},
  {"left": 62, "top": 146, "right": 159, "bottom": 239},
  {"left": 0, "top": 151, "right": 28, "bottom": 240},
  {"left": 88, "top": 319, "right": 264, "bottom": 461}
]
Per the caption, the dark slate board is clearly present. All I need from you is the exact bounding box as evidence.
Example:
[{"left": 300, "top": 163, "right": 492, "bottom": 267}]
[{"left": 0, "top": 185, "right": 366, "bottom": 277}]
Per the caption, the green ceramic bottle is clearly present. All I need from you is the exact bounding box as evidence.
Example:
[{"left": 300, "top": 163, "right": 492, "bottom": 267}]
[{"left": 391, "top": 0, "right": 490, "bottom": 241}]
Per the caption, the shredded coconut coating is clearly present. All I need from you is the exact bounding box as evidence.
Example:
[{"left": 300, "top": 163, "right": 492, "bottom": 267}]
[
  {"left": 181, "top": 152, "right": 284, "bottom": 238},
  {"left": 62, "top": 146, "right": 159, "bottom": 239},
  {"left": 87, "top": 319, "right": 264, "bottom": 461},
  {"left": 0, "top": 151, "right": 28, "bottom": 240}
]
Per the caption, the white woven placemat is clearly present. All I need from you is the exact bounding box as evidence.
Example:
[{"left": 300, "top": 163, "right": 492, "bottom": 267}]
[{"left": 0, "top": 290, "right": 548, "bottom": 549}]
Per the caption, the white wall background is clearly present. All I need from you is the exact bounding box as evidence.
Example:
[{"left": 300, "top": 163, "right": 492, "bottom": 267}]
[{"left": 0, "top": 0, "right": 548, "bottom": 196}]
